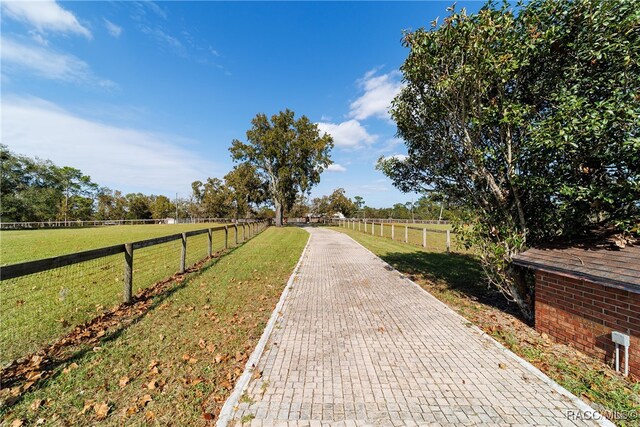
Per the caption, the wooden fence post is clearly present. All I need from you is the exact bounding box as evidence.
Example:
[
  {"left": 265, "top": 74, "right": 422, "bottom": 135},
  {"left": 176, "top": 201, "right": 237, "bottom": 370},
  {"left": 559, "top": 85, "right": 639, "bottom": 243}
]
[
  {"left": 224, "top": 225, "right": 229, "bottom": 249},
  {"left": 358, "top": 221, "right": 361, "bottom": 231},
  {"left": 391, "top": 224, "right": 395, "bottom": 240},
  {"left": 364, "top": 220, "right": 367, "bottom": 233},
  {"left": 446, "top": 230, "right": 451, "bottom": 253},
  {"left": 180, "top": 233, "right": 187, "bottom": 273},
  {"left": 123, "top": 243, "right": 133, "bottom": 303},
  {"left": 404, "top": 225, "right": 408, "bottom": 243},
  {"left": 422, "top": 228, "right": 427, "bottom": 248},
  {"left": 207, "top": 229, "right": 213, "bottom": 257},
  {"left": 234, "top": 224, "right": 239, "bottom": 245},
  {"left": 380, "top": 222, "right": 384, "bottom": 237},
  {"left": 242, "top": 223, "right": 246, "bottom": 242}
]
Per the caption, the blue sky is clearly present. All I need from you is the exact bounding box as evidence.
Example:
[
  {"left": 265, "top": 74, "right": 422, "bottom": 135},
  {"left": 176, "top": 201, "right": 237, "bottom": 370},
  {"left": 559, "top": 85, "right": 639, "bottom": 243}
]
[{"left": 1, "top": 1, "right": 482, "bottom": 208}]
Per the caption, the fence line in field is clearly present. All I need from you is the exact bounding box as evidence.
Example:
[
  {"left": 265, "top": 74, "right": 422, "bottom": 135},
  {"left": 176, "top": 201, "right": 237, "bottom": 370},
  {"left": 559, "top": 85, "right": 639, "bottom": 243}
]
[
  {"left": 0, "top": 217, "right": 260, "bottom": 230},
  {"left": 348, "top": 218, "right": 450, "bottom": 225},
  {"left": 333, "top": 218, "right": 453, "bottom": 253},
  {"left": 0, "top": 220, "right": 269, "bottom": 364}
]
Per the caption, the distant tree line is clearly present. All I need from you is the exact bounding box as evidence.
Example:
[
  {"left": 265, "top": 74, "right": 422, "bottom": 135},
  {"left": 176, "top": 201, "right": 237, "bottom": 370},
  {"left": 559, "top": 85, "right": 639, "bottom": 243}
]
[
  {"left": 0, "top": 145, "right": 272, "bottom": 223},
  {"left": 1, "top": 144, "right": 455, "bottom": 224},
  {"left": 288, "top": 188, "right": 459, "bottom": 221}
]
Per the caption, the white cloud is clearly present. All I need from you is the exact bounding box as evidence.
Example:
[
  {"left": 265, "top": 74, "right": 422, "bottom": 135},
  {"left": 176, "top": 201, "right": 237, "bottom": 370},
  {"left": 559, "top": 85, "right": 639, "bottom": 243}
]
[
  {"left": 349, "top": 69, "right": 404, "bottom": 121},
  {"left": 140, "top": 24, "right": 182, "bottom": 50},
  {"left": 104, "top": 19, "right": 122, "bottom": 37},
  {"left": 1, "top": 37, "right": 116, "bottom": 88},
  {"left": 316, "top": 119, "right": 377, "bottom": 148},
  {"left": 379, "top": 153, "right": 408, "bottom": 163},
  {"left": 326, "top": 164, "right": 346, "bottom": 173},
  {"left": 1, "top": 97, "right": 219, "bottom": 196},
  {"left": 1, "top": 0, "right": 91, "bottom": 38}
]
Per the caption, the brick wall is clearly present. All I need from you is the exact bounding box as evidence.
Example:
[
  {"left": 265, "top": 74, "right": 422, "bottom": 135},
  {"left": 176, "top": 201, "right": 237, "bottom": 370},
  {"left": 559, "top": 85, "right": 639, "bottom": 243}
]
[{"left": 535, "top": 271, "right": 640, "bottom": 378}]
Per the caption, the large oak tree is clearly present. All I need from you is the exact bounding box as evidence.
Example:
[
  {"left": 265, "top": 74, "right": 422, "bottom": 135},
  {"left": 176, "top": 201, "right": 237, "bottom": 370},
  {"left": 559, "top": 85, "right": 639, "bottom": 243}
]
[{"left": 230, "top": 110, "right": 333, "bottom": 226}]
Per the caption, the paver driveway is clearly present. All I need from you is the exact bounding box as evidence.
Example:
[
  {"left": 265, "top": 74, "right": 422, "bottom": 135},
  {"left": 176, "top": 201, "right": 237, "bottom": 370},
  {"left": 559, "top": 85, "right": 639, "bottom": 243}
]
[{"left": 227, "top": 227, "right": 604, "bottom": 426}]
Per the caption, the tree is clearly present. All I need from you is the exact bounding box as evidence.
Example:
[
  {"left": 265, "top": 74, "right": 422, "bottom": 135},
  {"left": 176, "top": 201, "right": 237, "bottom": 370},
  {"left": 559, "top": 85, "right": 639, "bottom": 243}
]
[
  {"left": 353, "top": 196, "right": 365, "bottom": 218},
  {"left": 150, "top": 195, "right": 175, "bottom": 219},
  {"left": 56, "top": 166, "right": 97, "bottom": 222},
  {"left": 191, "top": 178, "right": 233, "bottom": 218},
  {"left": 329, "top": 188, "right": 356, "bottom": 217},
  {"left": 289, "top": 194, "right": 310, "bottom": 218},
  {"left": 310, "top": 196, "right": 331, "bottom": 217},
  {"left": 230, "top": 109, "right": 333, "bottom": 226},
  {"left": 125, "top": 193, "right": 152, "bottom": 220},
  {"left": 224, "top": 163, "right": 267, "bottom": 219},
  {"left": 379, "top": 0, "right": 640, "bottom": 320}
]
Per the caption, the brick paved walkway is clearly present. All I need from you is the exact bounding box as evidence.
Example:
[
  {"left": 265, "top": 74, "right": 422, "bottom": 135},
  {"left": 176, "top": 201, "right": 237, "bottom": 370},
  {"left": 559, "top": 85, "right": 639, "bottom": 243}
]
[{"left": 228, "top": 228, "right": 603, "bottom": 426}]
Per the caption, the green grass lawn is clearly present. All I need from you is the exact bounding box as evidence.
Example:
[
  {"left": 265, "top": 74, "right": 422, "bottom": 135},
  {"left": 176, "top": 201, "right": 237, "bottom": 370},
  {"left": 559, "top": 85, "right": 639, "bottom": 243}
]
[
  {"left": 334, "top": 227, "right": 640, "bottom": 426},
  {"left": 1, "top": 226, "right": 308, "bottom": 426},
  {"left": 0, "top": 223, "right": 257, "bottom": 366},
  {"left": 0, "top": 223, "right": 235, "bottom": 265},
  {"left": 332, "top": 222, "right": 463, "bottom": 253}
]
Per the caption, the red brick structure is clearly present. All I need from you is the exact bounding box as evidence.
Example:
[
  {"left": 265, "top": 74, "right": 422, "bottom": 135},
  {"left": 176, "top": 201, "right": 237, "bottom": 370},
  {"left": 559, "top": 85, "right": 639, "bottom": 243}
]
[{"left": 514, "top": 244, "right": 640, "bottom": 378}]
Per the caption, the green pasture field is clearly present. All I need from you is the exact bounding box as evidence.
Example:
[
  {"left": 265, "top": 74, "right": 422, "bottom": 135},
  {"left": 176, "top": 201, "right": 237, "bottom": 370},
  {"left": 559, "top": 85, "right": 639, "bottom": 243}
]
[
  {"left": 0, "top": 222, "right": 257, "bottom": 365},
  {"left": 2, "top": 227, "right": 308, "bottom": 426},
  {"left": 332, "top": 222, "right": 458, "bottom": 253},
  {"left": 0, "top": 223, "right": 234, "bottom": 265}
]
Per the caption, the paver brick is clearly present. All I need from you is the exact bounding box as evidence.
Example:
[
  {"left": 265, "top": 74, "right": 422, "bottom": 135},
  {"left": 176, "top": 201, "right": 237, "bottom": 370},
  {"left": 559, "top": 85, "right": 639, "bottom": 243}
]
[{"left": 229, "top": 228, "right": 603, "bottom": 426}]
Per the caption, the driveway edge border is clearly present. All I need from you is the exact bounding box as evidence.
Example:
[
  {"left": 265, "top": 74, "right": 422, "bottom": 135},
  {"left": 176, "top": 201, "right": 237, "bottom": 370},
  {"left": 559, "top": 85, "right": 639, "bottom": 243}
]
[
  {"left": 339, "top": 229, "right": 616, "bottom": 427},
  {"left": 216, "top": 228, "right": 312, "bottom": 427}
]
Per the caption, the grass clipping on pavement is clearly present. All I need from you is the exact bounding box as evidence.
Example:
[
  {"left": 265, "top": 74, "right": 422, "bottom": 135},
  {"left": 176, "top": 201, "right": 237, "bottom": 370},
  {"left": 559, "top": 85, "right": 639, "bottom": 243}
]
[{"left": 1, "top": 227, "right": 308, "bottom": 426}]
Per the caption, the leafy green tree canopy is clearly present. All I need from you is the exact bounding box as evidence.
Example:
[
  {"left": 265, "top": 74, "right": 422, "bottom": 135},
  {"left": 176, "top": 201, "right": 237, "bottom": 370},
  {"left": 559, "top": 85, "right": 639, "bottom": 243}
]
[
  {"left": 379, "top": 0, "right": 640, "bottom": 319},
  {"left": 230, "top": 109, "right": 333, "bottom": 226}
]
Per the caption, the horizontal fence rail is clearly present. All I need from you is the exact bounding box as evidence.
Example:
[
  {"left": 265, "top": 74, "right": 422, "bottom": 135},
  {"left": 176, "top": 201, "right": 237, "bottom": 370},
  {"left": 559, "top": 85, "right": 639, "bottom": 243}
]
[
  {"left": 348, "top": 218, "right": 450, "bottom": 225},
  {"left": 0, "top": 217, "right": 261, "bottom": 230},
  {"left": 332, "top": 218, "right": 455, "bottom": 253},
  {"left": 0, "top": 220, "right": 268, "bottom": 365}
]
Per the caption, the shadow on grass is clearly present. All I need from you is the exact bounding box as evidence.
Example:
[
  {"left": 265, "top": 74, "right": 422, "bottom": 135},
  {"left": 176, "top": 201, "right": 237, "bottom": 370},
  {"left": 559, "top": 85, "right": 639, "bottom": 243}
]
[
  {"left": 1, "top": 243, "right": 245, "bottom": 409},
  {"left": 379, "top": 250, "right": 523, "bottom": 320}
]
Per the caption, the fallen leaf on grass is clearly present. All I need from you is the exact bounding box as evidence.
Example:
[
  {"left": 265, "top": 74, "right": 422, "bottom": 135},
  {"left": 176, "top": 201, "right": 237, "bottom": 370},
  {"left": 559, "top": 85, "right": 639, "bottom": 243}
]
[
  {"left": 182, "top": 354, "right": 198, "bottom": 364},
  {"left": 79, "top": 400, "right": 95, "bottom": 415},
  {"left": 30, "top": 399, "right": 44, "bottom": 411},
  {"left": 10, "top": 419, "right": 24, "bottom": 427},
  {"left": 119, "top": 376, "right": 130, "bottom": 387},
  {"left": 203, "top": 412, "right": 215, "bottom": 421},
  {"left": 62, "top": 363, "right": 79, "bottom": 374},
  {"left": 94, "top": 402, "right": 110, "bottom": 420},
  {"left": 145, "top": 411, "right": 155, "bottom": 421}
]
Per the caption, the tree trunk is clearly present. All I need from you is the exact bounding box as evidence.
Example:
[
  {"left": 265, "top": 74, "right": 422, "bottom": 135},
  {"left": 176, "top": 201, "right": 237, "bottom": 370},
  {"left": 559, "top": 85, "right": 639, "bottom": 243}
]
[
  {"left": 508, "top": 264, "right": 534, "bottom": 323},
  {"left": 275, "top": 200, "right": 283, "bottom": 227}
]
